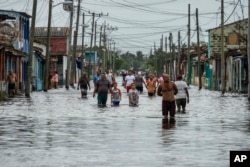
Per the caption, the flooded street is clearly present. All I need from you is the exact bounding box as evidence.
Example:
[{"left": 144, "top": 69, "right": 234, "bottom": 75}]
[{"left": 1, "top": 77, "right": 250, "bottom": 167}]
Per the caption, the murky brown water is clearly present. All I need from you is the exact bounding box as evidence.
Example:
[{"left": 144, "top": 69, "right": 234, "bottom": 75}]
[{"left": 1, "top": 77, "right": 250, "bottom": 167}]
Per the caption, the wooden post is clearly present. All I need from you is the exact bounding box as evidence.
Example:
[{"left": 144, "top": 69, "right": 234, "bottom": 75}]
[
  {"left": 177, "top": 31, "right": 181, "bottom": 76},
  {"left": 221, "top": 0, "right": 226, "bottom": 94},
  {"left": 25, "top": 0, "right": 37, "bottom": 97},
  {"left": 187, "top": 4, "right": 191, "bottom": 85},
  {"left": 248, "top": 0, "right": 250, "bottom": 100},
  {"left": 43, "top": 0, "right": 52, "bottom": 92},
  {"left": 81, "top": 12, "right": 85, "bottom": 75},
  {"left": 70, "top": 0, "right": 81, "bottom": 88},
  {"left": 196, "top": 8, "right": 202, "bottom": 90},
  {"left": 88, "top": 12, "right": 95, "bottom": 78},
  {"left": 66, "top": 8, "right": 73, "bottom": 90}
]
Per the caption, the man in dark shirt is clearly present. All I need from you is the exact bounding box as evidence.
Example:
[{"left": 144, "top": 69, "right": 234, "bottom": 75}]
[
  {"left": 77, "top": 72, "right": 91, "bottom": 98},
  {"left": 93, "top": 73, "right": 112, "bottom": 107},
  {"left": 135, "top": 71, "right": 147, "bottom": 93}
]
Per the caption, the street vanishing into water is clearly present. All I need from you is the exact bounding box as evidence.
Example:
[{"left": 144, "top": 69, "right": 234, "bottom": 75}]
[{"left": 0, "top": 77, "right": 250, "bottom": 167}]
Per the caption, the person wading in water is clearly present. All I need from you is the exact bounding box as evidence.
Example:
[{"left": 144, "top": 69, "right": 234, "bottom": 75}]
[
  {"left": 174, "top": 75, "right": 189, "bottom": 113},
  {"left": 5, "top": 69, "right": 17, "bottom": 97},
  {"left": 157, "top": 73, "right": 178, "bottom": 119},
  {"left": 93, "top": 73, "right": 112, "bottom": 107},
  {"left": 77, "top": 72, "right": 91, "bottom": 98},
  {"left": 110, "top": 82, "right": 122, "bottom": 106}
]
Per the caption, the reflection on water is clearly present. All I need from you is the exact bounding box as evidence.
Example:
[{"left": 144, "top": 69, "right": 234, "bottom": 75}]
[
  {"left": 161, "top": 118, "right": 176, "bottom": 148},
  {"left": 162, "top": 118, "right": 176, "bottom": 130},
  {"left": 0, "top": 84, "right": 250, "bottom": 167}
]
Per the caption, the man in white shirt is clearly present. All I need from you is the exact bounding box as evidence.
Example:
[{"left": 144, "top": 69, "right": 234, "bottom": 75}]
[
  {"left": 175, "top": 75, "right": 189, "bottom": 113},
  {"left": 124, "top": 70, "right": 135, "bottom": 93},
  {"left": 106, "top": 70, "right": 113, "bottom": 87}
]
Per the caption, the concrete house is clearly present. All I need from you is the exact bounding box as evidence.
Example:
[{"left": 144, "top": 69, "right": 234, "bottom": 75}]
[
  {"left": 0, "top": 10, "right": 31, "bottom": 98},
  {"left": 207, "top": 19, "right": 248, "bottom": 93}
]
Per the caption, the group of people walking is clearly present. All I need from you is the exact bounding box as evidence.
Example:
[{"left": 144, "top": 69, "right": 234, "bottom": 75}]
[
  {"left": 78, "top": 69, "right": 189, "bottom": 119},
  {"left": 4, "top": 68, "right": 189, "bottom": 119}
]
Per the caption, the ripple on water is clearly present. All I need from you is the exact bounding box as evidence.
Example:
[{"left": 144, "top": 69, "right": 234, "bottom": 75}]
[{"left": 0, "top": 83, "right": 250, "bottom": 167}]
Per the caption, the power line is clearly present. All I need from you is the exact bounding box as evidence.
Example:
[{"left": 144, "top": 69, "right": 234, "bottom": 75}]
[{"left": 224, "top": 0, "right": 240, "bottom": 24}]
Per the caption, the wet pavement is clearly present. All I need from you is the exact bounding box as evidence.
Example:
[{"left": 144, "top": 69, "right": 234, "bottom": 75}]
[{"left": 0, "top": 77, "right": 250, "bottom": 167}]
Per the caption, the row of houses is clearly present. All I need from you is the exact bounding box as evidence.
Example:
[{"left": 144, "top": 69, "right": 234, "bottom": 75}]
[
  {"left": 180, "top": 18, "right": 248, "bottom": 93},
  {"left": 0, "top": 10, "right": 99, "bottom": 98},
  {"left": 0, "top": 9, "right": 248, "bottom": 98}
]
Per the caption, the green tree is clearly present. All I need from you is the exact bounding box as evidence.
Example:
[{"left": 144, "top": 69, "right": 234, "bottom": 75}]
[{"left": 136, "top": 51, "right": 144, "bottom": 62}]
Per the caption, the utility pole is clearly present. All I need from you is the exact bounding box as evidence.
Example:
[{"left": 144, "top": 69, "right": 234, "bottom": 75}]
[
  {"left": 107, "top": 38, "right": 110, "bottom": 70},
  {"left": 108, "top": 39, "right": 112, "bottom": 70},
  {"left": 160, "top": 34, "right": 163, "bottom": 74},
  {"left": 169, "top": 33, "right": 173, "bottom": 80},
  {"left": 177, "top": 31, "right": 181, "bottom": 76},
  {"left": 112, "top": 42, "right": 115, "bottom": 74},
  {"left": 66, "top": 4, "right": 73, "bottom": 90},
  {"left": 169, "top": 33, "right": 172, "bottom": 77},
  {"left": 70, "top": 0, "right": 81, "bottom": 88},
  {"left": 103, "top": 21, "right": 107, "bottom": 70},
  {"left": 154, "top": 41, "right": 157, "bottom": 76},
  {"left": 88, "top": 12, "right": 95, "bottom": 78},
  {"left": 187, "top": 4, "right": 191, "bottom": 85},
  {"left": 107, "top": 39, "right": 109, "bottom": 70},
  {"left": 160, "top": 34, "right": 163, "bottom": 51},
  {"left": 172, "top": 44, "right": 176, "bottom": 81},
  {"left": 94, "top": 20, "right": 98, "bottom": 72},
  {"left": 94, "top": 20, "right": 97, "bottom": 47},
  {"left": 44, "top": 0, "right": 52, "bottom": 92},
  {"left": 221, "top": 0, "right": 226, "bottom": 94},
  {"left": 248, "top": 0, "right": 250, "bottom": 100},
  {"left": 165, "top": 36, "right": 168, "bottom": 73},
  {"left": 25, "top": 0, "right": 37, "bottom": 97},
  {"left": 99, "top": 25, "right": 103, "bottom": 70},
  {"left": 81, "top": 12, "right": 85, "bottom": 75},
  {"left": 99, "top": 25, "right": 103, "bottom": 47},
  {"left": 87, "top": 12, "right": 105, "bottom": 76},
  {"left": 196, "top": 8, "right": 202, "bottom": 90}
]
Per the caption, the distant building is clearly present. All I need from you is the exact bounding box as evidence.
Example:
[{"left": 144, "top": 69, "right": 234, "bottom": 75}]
[{"left": 34, "top": 27, "right": 69, "bottom": 87}]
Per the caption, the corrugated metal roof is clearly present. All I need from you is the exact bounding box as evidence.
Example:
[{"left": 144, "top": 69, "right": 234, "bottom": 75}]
[
  {"left": 34, "top": 27, "right": 69, "bottom": 37},
  {"left": 0, "top": 10, "right": 31, "bottom": 18},
  {"left": 206, "top": 18, "right": 248, "bottom": 32}
]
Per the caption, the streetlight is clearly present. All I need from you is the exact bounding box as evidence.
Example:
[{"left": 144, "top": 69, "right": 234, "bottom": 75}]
[
  {"left": 64, "top": 0, "right": 74, "bottom": 89},
  {"left": 53, "top": 1, "right": 72, "bottom": 8}
]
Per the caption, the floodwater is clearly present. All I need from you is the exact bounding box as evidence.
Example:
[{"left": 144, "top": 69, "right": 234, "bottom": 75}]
[{"left": 0, "top": 77, "right": 250, "bottom": 167}]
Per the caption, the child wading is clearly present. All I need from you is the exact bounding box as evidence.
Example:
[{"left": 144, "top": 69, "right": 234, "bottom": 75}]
[
  {"left": 128, "top": 83, "right": 139, "bottom": 106},
  {"left": 52, "top": 71, "right": 59, "bottom": 89},
  {"left": 147, "top": 75, "right": 156, "bottom": 97},
  {"left": 111, "top": 82, "right": 122, "bottom": 106}
]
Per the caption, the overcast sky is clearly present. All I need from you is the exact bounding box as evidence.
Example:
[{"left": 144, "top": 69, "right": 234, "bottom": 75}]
[{"left": 1, "top": 0, "right": 248, "bottom": 55}]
